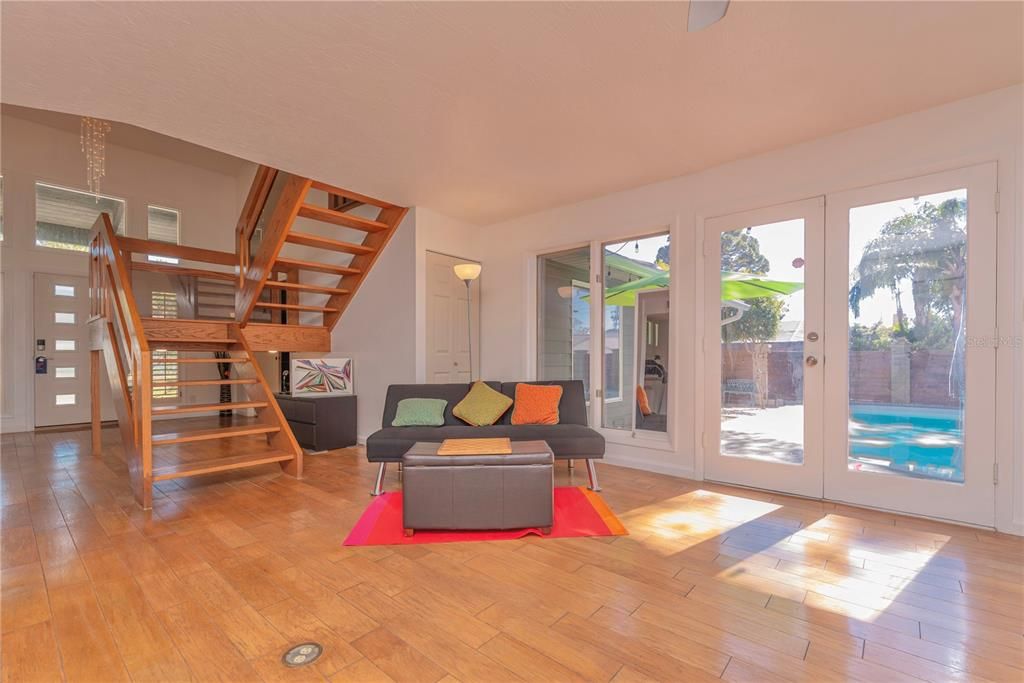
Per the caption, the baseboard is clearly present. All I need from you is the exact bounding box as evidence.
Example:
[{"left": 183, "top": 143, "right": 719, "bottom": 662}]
[
  {"left": 602, "top": 452, "right": 695, "bottom": 480},
  {"left": 1000, "top": 519, "right": 1024, "bottom": 536}
]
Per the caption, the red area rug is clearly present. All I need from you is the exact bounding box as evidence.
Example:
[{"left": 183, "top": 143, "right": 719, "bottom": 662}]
[{"left": 343, "top": 486, "right": 627, "bottom": 546}]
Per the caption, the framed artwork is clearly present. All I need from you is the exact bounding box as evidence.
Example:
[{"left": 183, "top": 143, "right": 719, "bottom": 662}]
[{"left": 290, "top": 357, "right": 353, "bottom": 396}]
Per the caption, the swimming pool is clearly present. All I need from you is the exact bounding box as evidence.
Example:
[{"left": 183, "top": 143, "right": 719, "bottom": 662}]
[{"left": 848, "top": 404, "right": 964, "bottom": 482}]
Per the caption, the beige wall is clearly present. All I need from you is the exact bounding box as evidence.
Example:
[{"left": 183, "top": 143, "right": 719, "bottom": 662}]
[{"left": 0, "top": 110, "right": 255, "bottom": 432}]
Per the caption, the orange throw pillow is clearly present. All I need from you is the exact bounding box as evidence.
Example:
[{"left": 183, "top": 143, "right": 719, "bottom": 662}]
[
  {"left": 511, "top": 383, "right": 563, "bottom": 425},
  {"left": 636, "top": 385, "right": 652, "bottom": 416}
]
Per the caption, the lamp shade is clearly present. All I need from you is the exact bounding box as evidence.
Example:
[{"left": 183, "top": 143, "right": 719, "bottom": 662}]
[{"left": 453, "top": 263, "right": 482, "bottom": 281}]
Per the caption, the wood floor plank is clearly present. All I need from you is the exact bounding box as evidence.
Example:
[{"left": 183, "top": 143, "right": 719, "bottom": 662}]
[
  {"left": 48, "top": 583, "right": 131, "bottom": 683},
  {"left": 0, "top": 620, "right": 64, "bottom": 683},
  {"left": 158, "top": 599, "right": 262, "bottom": 681},
  {"left": 91, "top": 578, "right": 191, "bottom": 681},
  {"left": 351, "top": 626, "right": 448, "bottom": 683},
  {"left": 1, "top": 563, "right": 50, "bottom": 633}
]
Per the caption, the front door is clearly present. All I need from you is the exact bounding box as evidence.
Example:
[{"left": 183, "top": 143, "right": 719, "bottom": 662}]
[
  {"left": 33, "top": 273, "right": 113, "bottom": 427},
  {"left": 823, "top": 164, "right": 997, "bottom": 526},
  {"left": 703, "top": 198, "right": 826, "bottom": 498}
]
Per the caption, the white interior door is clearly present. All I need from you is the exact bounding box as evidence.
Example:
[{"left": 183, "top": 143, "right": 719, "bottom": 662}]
[
  {"left": 823, "top": 163, "right": 997, "bottom": 526},
  {"left": 425, "top": 251, "right": 480, "bottom": 382},
  {"left": 33, "top": 273, "right": 114, "bottom": 427},
  {"left": 703, "top": 198, "right": 825, "bottom": 498}
]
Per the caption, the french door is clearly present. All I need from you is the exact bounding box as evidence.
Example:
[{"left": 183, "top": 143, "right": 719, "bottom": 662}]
[
  {"left": 704, "top": 198, "right": 826, "bottom": 498},
  {"left": 823, "top": 164, "right": 997, "bottom": 526},
  {"left": 703, "top": 164, "right": 998, "bottom": 526}
]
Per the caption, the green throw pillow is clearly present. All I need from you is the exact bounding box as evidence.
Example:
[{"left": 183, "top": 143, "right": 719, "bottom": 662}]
[
  {"left": 453, "top": 381, "right": 514, "bottom": 426},
  {"left": 391, "top": 398, "right": 447, "bottom": 427}
]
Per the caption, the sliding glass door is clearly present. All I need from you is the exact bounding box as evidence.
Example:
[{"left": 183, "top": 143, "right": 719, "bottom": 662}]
[
  {"left": 703, "top": 198, "right": 825, "bottom": 498},
  {"left": 823, "top": 164, "right": 997, "bottom": 526},
  {"left": 537, "top": 230, "right": 673, "bottom": 438}
]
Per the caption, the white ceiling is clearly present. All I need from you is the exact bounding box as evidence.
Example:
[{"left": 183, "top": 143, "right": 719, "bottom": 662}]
[{"left": 2, "top": 2, "right": 1020, "bottom": 225}]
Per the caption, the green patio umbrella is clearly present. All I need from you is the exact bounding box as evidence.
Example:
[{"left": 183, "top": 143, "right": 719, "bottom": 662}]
[{"left": 595, "top": 271, "right": 803, "bottom": 306}]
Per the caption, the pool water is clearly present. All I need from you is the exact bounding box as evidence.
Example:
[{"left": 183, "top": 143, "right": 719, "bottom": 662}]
[{"left": 848, "top": 405, "right": 964, "bottom": 482}]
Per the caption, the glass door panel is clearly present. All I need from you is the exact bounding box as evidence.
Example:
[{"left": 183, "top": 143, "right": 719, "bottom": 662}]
[
  {"left": 824, "top": 164, "right": 997, "bottom": 526},
  {"left": 537, "top": 247, "right": 593, "bottom": 421},
  {"left": 847, "top": 189, "right": 967, "bottom": 482},
  {"left": 720, "top": 219, "right": 807, "bottom": 464},
  {"left": 601, "top": 232, "right": 671, "bottom": 433},
  {"left": 704, "top": 199, "right": 824, "bottom": 498}
]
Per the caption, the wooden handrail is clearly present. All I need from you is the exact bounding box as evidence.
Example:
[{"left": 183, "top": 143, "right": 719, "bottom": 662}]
[
  {"left": 90, "top": 212, "right": 153, "bottom": 508},
  {"left": 236, "top": 173, "right": 311, "bottom": 324},
  {"left": 236, "top": 165, "right": 278, "bottom": 280},
  {"left": 119, "top": 236, "right": 237, "bottom": 267},
  {"left": 129, "top": 260, "right": 237, "bottom": 281}
]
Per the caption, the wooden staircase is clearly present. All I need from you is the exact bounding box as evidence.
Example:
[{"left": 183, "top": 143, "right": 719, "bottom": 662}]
[
  {"left": 88, "top": 167, "right": 407, "bottom": 509},
  {"left": 236, "top": 170, "right": 408, "bottom": 334}
]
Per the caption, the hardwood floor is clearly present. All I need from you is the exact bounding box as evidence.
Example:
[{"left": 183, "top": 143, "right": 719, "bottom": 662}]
[{"left": 2, "top": 423, "right": 1023, "bottom": 682}]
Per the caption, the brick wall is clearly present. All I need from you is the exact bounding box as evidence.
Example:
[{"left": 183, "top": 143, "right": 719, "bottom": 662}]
[{"left": 721, "top": 343, "right": 959, "bottom": 407}]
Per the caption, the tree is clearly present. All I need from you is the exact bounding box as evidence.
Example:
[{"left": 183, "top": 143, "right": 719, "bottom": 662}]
[
  {"left": 849, "top": 197, "right": 967, "bottom": 397},
  {"left": 719, "top": 230, "right": 785, "bottom": 344},
  {"left": 849, "top": 197, "right": 966, "bottom": 342}
]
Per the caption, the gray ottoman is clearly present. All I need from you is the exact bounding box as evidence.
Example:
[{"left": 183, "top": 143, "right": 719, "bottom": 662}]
[{"left": 401, "top": 440, "right": 554, "bottom": 535}]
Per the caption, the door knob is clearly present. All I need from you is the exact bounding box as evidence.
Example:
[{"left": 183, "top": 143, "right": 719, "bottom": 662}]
[{"left": 805, "top": 356, "right": 819, "bottom": 367}]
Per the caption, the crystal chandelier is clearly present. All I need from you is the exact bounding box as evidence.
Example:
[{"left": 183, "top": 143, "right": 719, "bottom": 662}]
[{"left": 80, "top": 116, "right": 111, "bottom": 194}]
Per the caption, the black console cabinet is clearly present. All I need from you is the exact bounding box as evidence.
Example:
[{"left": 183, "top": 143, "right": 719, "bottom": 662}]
[{"left": 275, "top": 393, "right": 357, "bottom": 451}]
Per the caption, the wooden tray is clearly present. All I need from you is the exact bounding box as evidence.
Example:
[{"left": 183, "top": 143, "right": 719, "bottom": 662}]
[{"left": 436, "top": 437, "right": 512, "bottom": 456}]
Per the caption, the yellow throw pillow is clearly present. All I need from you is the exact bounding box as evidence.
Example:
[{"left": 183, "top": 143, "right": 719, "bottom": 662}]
[
  {"left": 510, "top": 383, "right": 562, "bottom": 425},
  {"left": 453, "top": 381, "right": 514, "bottom": 426}
]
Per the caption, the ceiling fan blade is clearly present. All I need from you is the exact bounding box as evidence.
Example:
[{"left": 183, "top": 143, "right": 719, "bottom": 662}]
[{"left": 687, "top": 0, "right": 730, "bottom": 32}]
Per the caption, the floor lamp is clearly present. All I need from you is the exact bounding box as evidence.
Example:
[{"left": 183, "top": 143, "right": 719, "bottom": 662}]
[{"left": 453, "top": 263, "right": 481, "bottom": 381}]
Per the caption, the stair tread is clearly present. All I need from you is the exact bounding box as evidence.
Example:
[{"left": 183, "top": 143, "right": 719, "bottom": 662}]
[
  {"left": 152, "top": 378, "right": 257, "bottom": 387},
  {"left": 152, "top": 450, "right": 295, "bottom": 480},
  {"left": 172, "top": 358, "right": 250, "bottom": 364},
  {"left": 263, "top": 281, "right": 351, "bottom": 296},
  {"left": 297, "top": 203, "right": 389, "bottom": 232},
  {"left": 283, "top": 231, "right": 376, "bottom": 256},
  {"left": 273, "top": 256, "right": 361, "bottom": 276},
  {"left": 152, "top": 424, "right": 280, "bottom": 446},
  {"left": 253, "top": 302, "right": 339, "bottom": 312},
  {"left": 153, "top": 401, "right": 269, "bottom": 415}
]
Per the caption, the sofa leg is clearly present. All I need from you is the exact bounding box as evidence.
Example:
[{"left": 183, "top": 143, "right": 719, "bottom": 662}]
[
  {"left": 371, "top": 462, "right": 387, "bottom": 496},
  {"left": 585, "top": 459, "right": 601, "bottom": 492}
]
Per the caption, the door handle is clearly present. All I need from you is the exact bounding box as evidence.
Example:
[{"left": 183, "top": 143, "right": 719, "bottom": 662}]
[{"left": 805, "top": 356, "right": 819, "bottom": 367}]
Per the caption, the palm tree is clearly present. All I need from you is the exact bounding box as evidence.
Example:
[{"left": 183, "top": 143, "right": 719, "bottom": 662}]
[{"left": 849, "top": 197, "right": 967, "bottom": 396}]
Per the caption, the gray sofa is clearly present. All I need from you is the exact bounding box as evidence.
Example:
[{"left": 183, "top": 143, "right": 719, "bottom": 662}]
[{"left": 366, "top": 380, "right": 604, "bottom": 495}]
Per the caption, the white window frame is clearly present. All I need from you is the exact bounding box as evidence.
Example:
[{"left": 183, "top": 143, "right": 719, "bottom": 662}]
[
  {"left": 147, "top": 205, "right": 181, "bottom": 264},
  {"left": 33, "top": 181, "right": 126, "bottom": 252}
]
